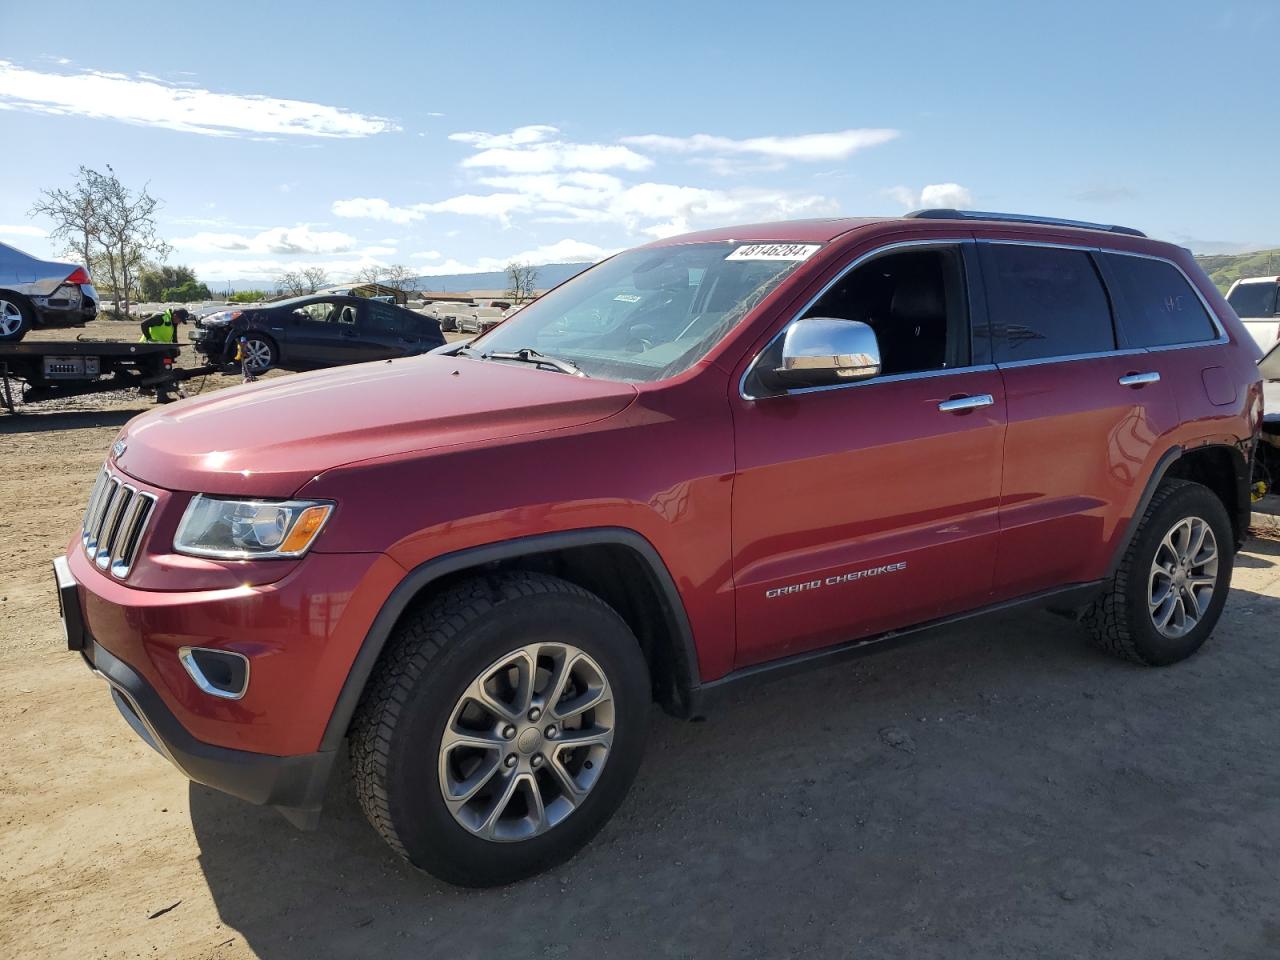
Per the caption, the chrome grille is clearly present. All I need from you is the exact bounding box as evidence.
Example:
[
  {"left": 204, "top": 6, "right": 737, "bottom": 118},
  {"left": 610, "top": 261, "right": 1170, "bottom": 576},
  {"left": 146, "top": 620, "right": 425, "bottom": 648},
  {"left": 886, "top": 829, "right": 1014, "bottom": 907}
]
[{"left": 81, "top": 468, "right": 157, "bottom": 579}]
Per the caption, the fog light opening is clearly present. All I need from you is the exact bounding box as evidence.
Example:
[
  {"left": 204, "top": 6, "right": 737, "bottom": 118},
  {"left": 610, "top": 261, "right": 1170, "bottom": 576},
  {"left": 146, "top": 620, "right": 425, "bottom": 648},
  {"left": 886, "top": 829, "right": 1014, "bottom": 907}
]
[{"left": 178, "top": 646, "right": 250, "bottom": 700}]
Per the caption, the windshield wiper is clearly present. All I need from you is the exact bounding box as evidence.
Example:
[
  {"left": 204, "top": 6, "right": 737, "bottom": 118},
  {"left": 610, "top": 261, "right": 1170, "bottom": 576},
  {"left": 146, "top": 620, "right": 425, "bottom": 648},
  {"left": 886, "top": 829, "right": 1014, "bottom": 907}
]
[{"left": 483, "top": 347, "right": 587, "bottom": 377}]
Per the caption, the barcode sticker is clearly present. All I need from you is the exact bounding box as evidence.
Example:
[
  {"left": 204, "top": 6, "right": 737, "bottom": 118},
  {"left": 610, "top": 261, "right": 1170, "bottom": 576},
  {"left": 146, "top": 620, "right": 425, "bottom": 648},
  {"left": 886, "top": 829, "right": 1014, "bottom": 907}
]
[{"left": 725, "top": 243, "right": 821, "bottom": 262}]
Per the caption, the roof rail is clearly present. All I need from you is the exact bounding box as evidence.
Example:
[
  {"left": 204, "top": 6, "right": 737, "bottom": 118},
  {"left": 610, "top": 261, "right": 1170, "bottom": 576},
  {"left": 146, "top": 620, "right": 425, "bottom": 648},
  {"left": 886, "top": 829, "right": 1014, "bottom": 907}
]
[{"left": 904, "top": 208, "right": 1146, "bottom": 238}]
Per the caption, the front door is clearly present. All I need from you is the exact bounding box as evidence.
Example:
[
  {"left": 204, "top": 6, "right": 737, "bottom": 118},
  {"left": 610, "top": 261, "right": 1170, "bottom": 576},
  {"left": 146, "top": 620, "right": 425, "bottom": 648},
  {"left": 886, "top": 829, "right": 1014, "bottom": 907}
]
[
  {"left": 730, "top": 242, "right": 1007, "bottom": 667},
  {"left": 286, "top": 300, "right": 368, "bottom": 366}
]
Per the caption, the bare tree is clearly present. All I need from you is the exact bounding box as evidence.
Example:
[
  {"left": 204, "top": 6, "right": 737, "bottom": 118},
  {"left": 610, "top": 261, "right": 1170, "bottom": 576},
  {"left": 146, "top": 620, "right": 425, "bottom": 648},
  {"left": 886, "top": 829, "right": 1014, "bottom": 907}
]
[
  {"left": 351, "top": 265, "right": 382, "bottom": 287},
  {"left": 276, "top": 271, "right": 307, "bottom": 296},
  {"left": 29, "top": 165, "right": 105, "bottom": 270},
  {"left": 93, "top": 167, "right": 169, "bottom": 317},
  {"left": 381, "top": 264, "right": 417, "bottom": 293},
  {"left": 302, "top": 266, "right": 330, "bottom": 293},
  {"left": 506, "top": 261, "right": 539, "bottom": 302}
]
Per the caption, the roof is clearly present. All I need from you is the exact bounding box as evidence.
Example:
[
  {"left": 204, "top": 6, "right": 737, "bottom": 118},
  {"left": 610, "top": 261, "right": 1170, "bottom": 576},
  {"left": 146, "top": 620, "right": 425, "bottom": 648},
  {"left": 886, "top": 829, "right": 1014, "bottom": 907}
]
[{"left": 648, "top": 210, "right": 1153, "bottom": 247}]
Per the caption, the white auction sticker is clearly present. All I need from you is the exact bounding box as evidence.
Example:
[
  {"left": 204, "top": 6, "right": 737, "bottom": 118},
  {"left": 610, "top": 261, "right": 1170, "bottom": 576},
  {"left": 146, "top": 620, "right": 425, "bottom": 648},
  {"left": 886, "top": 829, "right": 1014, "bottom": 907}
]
[
  {"left": 725, "top": 243, "right": 821, "bottom": 262},
  {"left": 613, "top": 293, "right": 642, "bottom": 302}
]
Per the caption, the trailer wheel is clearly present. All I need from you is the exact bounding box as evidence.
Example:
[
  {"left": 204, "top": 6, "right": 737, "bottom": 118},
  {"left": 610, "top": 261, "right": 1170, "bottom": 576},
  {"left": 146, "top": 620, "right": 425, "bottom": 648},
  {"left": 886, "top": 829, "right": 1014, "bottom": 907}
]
[{"left": 0, "top": 295, "right": 34, "bottom": 343}]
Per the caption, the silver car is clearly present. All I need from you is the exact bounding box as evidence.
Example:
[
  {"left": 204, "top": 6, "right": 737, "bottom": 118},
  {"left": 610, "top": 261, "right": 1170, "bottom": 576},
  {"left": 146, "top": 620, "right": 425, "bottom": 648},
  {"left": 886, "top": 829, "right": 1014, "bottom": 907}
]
[{"left": 0, "top": 241, "right": 98, "bottom": 342}]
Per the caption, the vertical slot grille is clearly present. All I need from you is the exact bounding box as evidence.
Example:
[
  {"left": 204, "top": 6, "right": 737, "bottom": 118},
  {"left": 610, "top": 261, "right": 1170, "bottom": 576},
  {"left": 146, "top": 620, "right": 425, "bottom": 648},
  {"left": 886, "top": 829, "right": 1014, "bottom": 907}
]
[{"left": 80, "top": 467, "right": 157, "bottom": 580}]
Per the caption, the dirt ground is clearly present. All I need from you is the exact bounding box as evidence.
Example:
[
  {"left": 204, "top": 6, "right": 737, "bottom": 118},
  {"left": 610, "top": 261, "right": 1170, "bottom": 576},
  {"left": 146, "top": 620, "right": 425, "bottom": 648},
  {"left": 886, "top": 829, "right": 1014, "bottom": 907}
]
[{"left": 3, "top": 319, "right": 1280, "bottom": 959}]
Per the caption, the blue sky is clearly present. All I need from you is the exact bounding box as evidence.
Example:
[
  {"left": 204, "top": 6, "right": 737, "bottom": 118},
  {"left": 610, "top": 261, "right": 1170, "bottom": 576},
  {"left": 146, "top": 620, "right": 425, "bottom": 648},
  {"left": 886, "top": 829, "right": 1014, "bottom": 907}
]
[{"left": 1, "top": 0, "right": 1275, "bottom": 287}]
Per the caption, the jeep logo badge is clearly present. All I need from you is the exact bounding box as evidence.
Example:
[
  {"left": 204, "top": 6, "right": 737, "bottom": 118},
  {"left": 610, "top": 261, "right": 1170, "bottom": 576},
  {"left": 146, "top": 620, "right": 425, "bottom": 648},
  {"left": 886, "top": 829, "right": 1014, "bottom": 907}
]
[{"left": 112, "top": 438, "right": 127, "bottom": 459}]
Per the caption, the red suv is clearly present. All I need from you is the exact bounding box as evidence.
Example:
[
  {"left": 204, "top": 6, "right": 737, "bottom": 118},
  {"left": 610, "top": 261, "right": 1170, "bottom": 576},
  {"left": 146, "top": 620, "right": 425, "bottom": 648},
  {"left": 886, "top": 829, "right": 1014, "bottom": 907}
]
[{"left": 56, "top": 211, "right": 1263, "bottom": 886}]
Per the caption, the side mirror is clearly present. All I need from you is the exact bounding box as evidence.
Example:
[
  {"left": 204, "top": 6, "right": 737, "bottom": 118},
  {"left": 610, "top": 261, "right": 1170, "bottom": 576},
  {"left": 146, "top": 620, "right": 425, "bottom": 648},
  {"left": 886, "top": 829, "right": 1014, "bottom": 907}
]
[{"left": 774, "top": 317, "right": 881, "bottom": 387}]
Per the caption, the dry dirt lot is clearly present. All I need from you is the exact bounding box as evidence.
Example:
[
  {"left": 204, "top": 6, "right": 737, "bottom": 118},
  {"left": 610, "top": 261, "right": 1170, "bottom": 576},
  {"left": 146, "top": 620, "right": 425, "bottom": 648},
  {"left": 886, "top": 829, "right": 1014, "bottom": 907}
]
[{"left": 3, "top": 320, "right": 1280, "bottom": 959}]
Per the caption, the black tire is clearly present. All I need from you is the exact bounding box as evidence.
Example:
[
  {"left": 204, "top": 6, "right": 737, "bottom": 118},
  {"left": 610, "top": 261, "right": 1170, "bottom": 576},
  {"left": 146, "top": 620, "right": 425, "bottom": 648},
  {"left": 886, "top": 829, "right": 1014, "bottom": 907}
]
[
  {"left": 0, "top": 293, "right": 35, "bottom": 343},
  {"left": 349, "top": 571, "right": 651, "bottom": 887},
  {"left": 1084, "top": 479, "right": 1234, "bottom": 665}
]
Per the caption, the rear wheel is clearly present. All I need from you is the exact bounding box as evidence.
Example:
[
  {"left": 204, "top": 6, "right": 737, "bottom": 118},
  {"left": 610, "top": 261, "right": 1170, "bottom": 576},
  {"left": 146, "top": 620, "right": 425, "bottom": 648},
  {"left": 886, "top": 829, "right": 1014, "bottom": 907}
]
[
  {"left": 1085, "top": 479, "right": 1234, "bottom": 665},
  {"left": 0, "top": 295, "right": 34, "bottom": 342},
  {"left": 349, "top": 572, "right": 651, "bottom": 886}
]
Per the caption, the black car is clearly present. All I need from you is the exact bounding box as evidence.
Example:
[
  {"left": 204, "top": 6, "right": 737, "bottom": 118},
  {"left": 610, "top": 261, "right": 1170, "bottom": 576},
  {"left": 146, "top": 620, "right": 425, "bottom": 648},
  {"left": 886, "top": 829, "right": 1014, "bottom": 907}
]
[{"left": 190, "top": 295, "right": 445, "bottom": 372}]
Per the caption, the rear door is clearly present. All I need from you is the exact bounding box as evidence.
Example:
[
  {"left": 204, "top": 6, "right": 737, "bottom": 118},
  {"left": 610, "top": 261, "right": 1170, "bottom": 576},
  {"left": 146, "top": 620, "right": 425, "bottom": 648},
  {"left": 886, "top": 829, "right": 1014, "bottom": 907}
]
[
  {"left": 364, "top": 301, "right": 440, "bottom": 357},
  {"left": 730, "top": 240, "right": 1008, "bottom": 667},
  {"left": 980, "top": 241, "right": 1182, "bottom": 600}
]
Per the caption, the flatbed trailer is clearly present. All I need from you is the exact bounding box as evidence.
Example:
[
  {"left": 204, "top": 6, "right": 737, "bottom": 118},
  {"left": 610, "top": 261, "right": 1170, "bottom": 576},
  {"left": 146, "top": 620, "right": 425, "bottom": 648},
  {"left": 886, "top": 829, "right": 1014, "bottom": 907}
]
[{"left": 0, "top": 340, "right": 216, "bottom": 412}]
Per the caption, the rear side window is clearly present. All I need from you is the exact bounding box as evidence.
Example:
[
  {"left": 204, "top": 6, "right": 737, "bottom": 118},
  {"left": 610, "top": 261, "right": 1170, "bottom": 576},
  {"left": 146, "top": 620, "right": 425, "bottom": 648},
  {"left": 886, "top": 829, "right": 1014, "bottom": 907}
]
[
  {"left": 1227, "top": 281, "right": 1279, "bottom": 319},
  {"left": 981, "top": 244, "right": 1115, "bottom": 362},
  {"left": 1103, "top": 253, "right": 1219, "bottom": 347},
  {"left": 367, "top": 302, "right": 407, "bottom": 335}
]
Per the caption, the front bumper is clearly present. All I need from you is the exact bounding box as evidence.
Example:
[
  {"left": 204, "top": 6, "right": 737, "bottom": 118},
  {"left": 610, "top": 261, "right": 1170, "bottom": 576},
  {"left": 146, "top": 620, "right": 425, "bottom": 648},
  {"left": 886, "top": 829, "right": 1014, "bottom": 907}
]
[
  {"left": 85, "top": 636, "right": 335, "bottom": 828},
  {"left": 189, "top": 325, "right": 232, "bottom": 360},
  {"left": 57, "top": 553, "right": 342, "bottom": 827}
]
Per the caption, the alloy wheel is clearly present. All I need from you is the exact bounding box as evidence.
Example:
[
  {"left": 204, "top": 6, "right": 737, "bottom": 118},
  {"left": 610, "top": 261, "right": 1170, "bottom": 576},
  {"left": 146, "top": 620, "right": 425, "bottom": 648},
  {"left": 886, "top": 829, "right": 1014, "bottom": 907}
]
[
  {"left": 1148, "top": 515, "right": 1219, "bottom": 639},
  {"left": 0, "top": 300, "right": 23, "bottom": 337},
  {"left": 438, "top": 641, "right": 614, "bottom": 842},
  {"left": 243, "top": 339, "right": 272, "bottom": 371}
]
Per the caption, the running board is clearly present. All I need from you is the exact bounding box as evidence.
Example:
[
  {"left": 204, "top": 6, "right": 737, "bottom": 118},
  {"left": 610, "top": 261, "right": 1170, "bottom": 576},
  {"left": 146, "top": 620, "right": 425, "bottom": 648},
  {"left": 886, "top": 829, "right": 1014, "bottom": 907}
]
[{"left": 686, "top": 580, "right": 1104, "bottom": 717}]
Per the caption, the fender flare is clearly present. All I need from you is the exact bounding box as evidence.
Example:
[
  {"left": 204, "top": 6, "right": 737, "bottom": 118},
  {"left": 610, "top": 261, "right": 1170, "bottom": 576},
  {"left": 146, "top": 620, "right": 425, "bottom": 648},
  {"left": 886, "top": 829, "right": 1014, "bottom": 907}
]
[
  {"left": 318, "top": 527, "right": 702, "bottom": 751},
  {"left": 1106, "top": 441, "right": 1251, "bottom": 577}
]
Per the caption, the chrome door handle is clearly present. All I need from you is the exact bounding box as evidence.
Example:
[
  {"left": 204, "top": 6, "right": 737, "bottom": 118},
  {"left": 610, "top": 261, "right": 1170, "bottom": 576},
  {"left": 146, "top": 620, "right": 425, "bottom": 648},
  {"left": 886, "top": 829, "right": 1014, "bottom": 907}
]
[
  {"left": 1118, "top": 371, "right": 1160, "bottom": 387},
  {"left": 937, "top": 394, "right": 994, "bottom": 413}
]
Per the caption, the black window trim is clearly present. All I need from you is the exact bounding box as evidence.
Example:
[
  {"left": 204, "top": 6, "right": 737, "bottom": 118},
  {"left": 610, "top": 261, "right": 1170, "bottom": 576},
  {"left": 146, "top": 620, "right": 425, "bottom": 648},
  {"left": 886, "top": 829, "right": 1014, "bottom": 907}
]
[
  {"left": 740, "top": 238, "right": 991, "bottom": 401},
  {"left": 978, "top": 240, "right": 1228, "bottom": 369}
]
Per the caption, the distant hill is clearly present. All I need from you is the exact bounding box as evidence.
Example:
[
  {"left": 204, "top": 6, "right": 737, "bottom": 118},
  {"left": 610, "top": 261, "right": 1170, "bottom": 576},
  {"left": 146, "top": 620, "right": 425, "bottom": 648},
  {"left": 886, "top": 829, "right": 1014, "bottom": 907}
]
[
  {"left": 1195, "top": 249, "right": 1280, "bottom": 292},
  {"left": 412, "top": 262, "right": 593, "bottom": 294}
]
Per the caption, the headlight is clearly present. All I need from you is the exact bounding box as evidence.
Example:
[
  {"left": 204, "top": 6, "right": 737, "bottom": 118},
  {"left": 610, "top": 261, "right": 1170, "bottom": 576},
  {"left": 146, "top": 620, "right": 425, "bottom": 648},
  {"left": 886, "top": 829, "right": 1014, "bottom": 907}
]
[
  {"left": 201, "top": 310, "right": 242, "bottom": 326},
  {"left": 174, "top": 495, "right": 333, "bottom": 559}
]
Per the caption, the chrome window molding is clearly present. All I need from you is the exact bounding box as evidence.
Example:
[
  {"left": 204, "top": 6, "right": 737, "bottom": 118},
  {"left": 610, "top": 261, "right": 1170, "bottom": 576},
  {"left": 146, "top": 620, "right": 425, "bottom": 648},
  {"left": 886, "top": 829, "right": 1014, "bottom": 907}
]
[
  {"left": 742, "top": 235, "right": 1239, "bottom": 399},
  {"left": 739, "top": 238, "right": 974, "bottom": 401}
]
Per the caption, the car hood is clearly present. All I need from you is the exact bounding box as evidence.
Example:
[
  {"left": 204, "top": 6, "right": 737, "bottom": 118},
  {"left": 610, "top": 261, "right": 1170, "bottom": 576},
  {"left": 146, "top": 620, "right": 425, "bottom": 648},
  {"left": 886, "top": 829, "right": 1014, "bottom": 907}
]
[{"left": 114, "top": 354, "right": 638, "bottom": 496}]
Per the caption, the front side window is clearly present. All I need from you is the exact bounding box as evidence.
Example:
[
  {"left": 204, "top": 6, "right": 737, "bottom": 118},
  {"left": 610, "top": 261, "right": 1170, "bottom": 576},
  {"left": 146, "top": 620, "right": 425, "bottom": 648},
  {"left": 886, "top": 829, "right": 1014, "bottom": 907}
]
[
  {"left": 982, "top": 244, "right": 1115, "bottom": 362},
  {"left": 1226, "top": 281, "right": 1279, "bottom": 319},
  {"left": 799, "top": 247, "right": 968, "bottom": 375},
  {"left": 1104, "top": 253, "right": 1218, "bottom": 347},
  {"left": 293, "top": 300, "right": 345, "bottom": 324},
  {"left": 467, "top": 242, "right": 815, "bottom": 382}
]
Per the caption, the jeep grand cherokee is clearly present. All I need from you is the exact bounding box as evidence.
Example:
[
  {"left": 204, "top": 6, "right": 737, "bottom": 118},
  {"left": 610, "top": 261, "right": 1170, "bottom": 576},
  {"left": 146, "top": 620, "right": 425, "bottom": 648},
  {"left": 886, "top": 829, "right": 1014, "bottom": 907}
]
[{"left": 55, "top": 210, "right": 1262, "bottom": 886}]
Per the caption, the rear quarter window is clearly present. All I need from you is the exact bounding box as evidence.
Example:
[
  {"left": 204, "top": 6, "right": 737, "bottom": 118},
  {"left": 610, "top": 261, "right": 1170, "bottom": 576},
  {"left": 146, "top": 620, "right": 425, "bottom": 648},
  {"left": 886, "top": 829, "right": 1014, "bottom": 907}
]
[
  {"left": 1226, "top": 281, "right": 1279, "bottom": 319},
  {"left": 1103, "top": 253, "right": 1219, "bottom": 347},
  {"left": 981, "top": 244, "right": 1116, "bottom": 362}
]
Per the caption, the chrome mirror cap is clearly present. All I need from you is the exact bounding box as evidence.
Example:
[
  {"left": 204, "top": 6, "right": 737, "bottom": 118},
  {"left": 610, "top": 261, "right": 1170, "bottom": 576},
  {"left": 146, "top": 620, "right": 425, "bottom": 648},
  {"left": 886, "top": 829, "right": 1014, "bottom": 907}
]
[{"left": 776, "top": 317, "right": 881, "bottom": 386}]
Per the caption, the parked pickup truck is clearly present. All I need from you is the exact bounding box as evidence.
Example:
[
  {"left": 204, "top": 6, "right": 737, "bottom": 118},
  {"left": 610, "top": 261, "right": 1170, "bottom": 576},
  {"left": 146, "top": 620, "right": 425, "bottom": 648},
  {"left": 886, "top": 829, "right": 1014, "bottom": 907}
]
[
  {"left": 1225, "top": 275, "right": 1280, "bottom": 353},
  {"left": 56, "top": 210, "right": 1262, "bottom": 886}
]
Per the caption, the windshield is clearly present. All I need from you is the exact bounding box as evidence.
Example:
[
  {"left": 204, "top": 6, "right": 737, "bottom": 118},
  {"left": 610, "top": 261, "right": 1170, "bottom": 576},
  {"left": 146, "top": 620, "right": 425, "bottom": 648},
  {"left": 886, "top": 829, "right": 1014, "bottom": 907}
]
[
  {"left": 467, "top": 242, "right": 817, "bottom": 382},
  {"left": 1227, "top": 282, "right": 1278, "bottom": 318}
]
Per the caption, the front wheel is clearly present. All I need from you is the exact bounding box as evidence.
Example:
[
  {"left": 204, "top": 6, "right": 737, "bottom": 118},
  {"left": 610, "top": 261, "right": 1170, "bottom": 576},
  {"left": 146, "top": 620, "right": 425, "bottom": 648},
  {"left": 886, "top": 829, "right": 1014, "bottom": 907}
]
[
  {"left": 349, "top": 572, "right": 651, "bottom": 886},
  {"left": 241, "top": 335, "right": 276, "bottom": 372},
  {"left": 1085, "top": 479, "right": 1234, "bottom": 665}
]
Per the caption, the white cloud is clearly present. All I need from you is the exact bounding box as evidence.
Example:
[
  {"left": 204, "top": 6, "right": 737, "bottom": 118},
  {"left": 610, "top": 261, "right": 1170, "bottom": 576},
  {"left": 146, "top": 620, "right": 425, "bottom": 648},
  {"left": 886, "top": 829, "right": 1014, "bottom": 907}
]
[
  {"left": 412, "top": 250, "right": 443, "bottom": 260},
  {"left": 332, "top": 197, "right": 423, "bottom": 224},
  {"left": 190, "top": 255, "right": 392, "bottom": 283},
  {"left": 0, "top": 59, "right": 399, "bottom": 138},
  {"left": 415, "top": 239, "right": 616, "bottom": 276},
  {"left": 0, "top": 223, "right": 47, "bottom": 238},
  {"left": 173, "top": 225, "right": 357, "bottom": 255},
  {"left": 886, "top": 183, "right": 974, "bottom": 210},
  {"left": 450, "top": 124, "right": 651, "bottom": 174},
  {"left": 622, "top": 129, "right": 899, "bottom": 163}
]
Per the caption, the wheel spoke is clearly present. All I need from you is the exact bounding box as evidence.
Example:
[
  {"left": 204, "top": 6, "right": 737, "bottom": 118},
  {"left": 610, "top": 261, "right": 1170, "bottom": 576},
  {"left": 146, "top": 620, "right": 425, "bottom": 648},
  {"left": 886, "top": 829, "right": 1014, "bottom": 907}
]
[
  {"left": 554, "top": 724, "right": 612, "bottom": 749},
  {"left": 546, "top": 754, "right": 588, "bottom": 801},
  {"left": 1187, "top": 521, "right": 1208, "bottom": 564},
  {"left": 441, "top": 725, "right": 505, "bottom": 753},
  {"left": 444, "top": 755, "right": 502, "bottom": 804},
  {"left": 523, "top": 773, "right": 548, "bottom": 832},
  {"left": 541, "top": 650, "right": 580, "bottom": 716},
  {"left": 478, "top": 769, "right": 521, "bottom": 838},
  {"left": 1153, "top": 592, "right": 1178, "bottom": 629},
  {"left": 1149, "top": 582, "right": 1173, "bottom": 610}
]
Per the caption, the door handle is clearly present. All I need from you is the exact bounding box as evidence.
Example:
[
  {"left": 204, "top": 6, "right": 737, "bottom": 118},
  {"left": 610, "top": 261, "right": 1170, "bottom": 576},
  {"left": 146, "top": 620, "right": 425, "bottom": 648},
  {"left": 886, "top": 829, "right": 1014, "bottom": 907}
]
[
  {"left": 1118, "top": 371, "right": 1160, "bottom": 387},
  {"left": 937, "top": 394, "right": 994, "bottom": 413}
]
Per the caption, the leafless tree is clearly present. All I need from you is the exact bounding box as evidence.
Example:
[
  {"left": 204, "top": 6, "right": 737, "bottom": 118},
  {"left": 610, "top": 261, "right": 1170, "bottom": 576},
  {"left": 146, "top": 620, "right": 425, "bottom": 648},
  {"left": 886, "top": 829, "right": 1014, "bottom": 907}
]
[
  {"left": 29, "top": 165, "right": 105, "bottom": 270},
  {"left": 301, "top": 266, "right": 330, "bottom": 293},
  {"left": 506, "top": 261, "right": 539, "bottom": 302},
  {"left": 276, "top": 271, "right": 304, "bottom": 296},
  {"left": 381, "top": 264, "right": 417, "bottom": 293},
  {"left": 96, "top": 168, "right": 169, "bottom": 317},
  {"left": 351, "top": 265, "right": 382, "bottom": 287}
]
